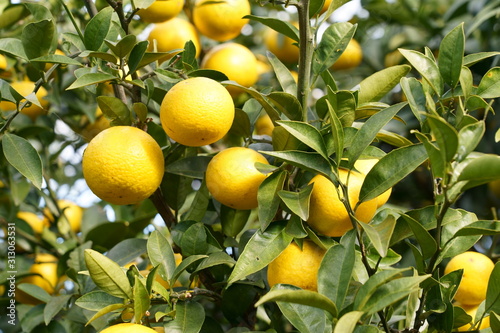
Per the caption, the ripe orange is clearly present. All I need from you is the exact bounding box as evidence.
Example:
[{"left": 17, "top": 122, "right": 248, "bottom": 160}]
[
  {"left": 100, "top": 323, "right": 157, "bottom": 333},
  {"left": 254, "top": 113, "right": 274, "bottom": 137},
  {"left": 147, "top": 17, "right": 201, "bottom": 59},
  {"left": 307, "top": 170, "right": 378, "bottom": 237},
  {"left": 43, "top": 199, "right": 84, "bottom": 233},
  {"left": 17, "top": 211, "right": 49, "bottom": 234},
  {"left": 0, "top": 80, "right": 49, "bottom": 120},
  {"left": 137, "top": 0, "right": 184, "bottom": 23},
  {"left": 267, "top": 240, "right": 326, "bottom": 291},
  {"left": 160, "top": 77, "right": 235, "bottom": 146},
  {"left": 454, "top": 302, "right": 490, "bottom": 331},
  {"left": 331, "top": 39, "right": 363, "bottom": 71},
  {"left": 205, "top": 147, "right": 269, "bottom": 210},
  {"left": 15, "top": 253, "right": 59, "bottom": 305}
]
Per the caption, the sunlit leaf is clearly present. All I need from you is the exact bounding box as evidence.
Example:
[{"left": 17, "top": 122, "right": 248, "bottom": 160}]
[
  {"left": 2, "top": 133, "right": 43, "bottom": 189},
  {"left": 438, "top": 23, "right": 464, "bottom": 88},
  {"left": 358, "top": 65, "right": 411, "bottom": 105},
  {"left": 278, "top": 183, "right": 314, "bottom": 221},
  {"left": 399, "top": 48, "right": 443, "bottom": 95}
]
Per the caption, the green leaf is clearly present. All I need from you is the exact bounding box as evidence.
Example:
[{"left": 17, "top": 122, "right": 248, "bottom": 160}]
[
  {"left": 454, "top": 220, "right": 500, "bottom": 236},
  {"left": 85, "top": 303, "right": 126, "bottom": 326},
  {"left": 169, "top": 254, "right": 207, "bottom": 287},
  {"left": 438, "top": 23, "right": 465, "bottom": 88},
  {"left": 22, "top": 20, "right": 55, "bottom": 60},
  {"left": 97, "top": 95, "right": 132, "bottom": 126},
  {"left": 359, "top": 143, "right": 427, "bottom": 203},
  {"left": 326, "top": 100, "right": 344, "bottom": 167},
  {"left": 400, "top": 77, "right": 426, "bottom": 123},
  {"left": 277, "top": 120, "right": 329, "bottom": 160},
  {"left": 221, "top": 205, "right": 251, "bottom": 237},
  {"left": 325, "top": 89, "right": 356, "bottom": 127},
  {"left": 164, "top": 301, "right": 205, "bottom": 333},
  {"left": 359, "top": 214, "right": 396, "bottom": 258},
  {"left": 107, "top": 238, "right": 148, "bottom": 266},
  {"left": 346, "top": 102, "right": 406, "bottom": 168},
  {"left": 273, "top": 285, "right": 329, "bottom": 333},
  {"left": 401, "top": 214, "right": 437, "bottom": 260},
  {"left": 18, "top": 283, "right": 51, "bottom": 303},
  {"left": 43, "top": 295, "right": 72, "bottom": 325},
  {"left": 318, "top": 229, "right": 356, "bottom": 310},
  {"left": 147, "top": 230, "right": 176, "bottom": 282},
  {"left": 75, "top": 290, "right": 124, "bottom": 311},
  {"left": 261, "top": 150, "right": 335, "bottom": 181},
  {"left": 258, "top": 170, "right": 287, "bottom": 230},
  {"left": 166, "top": 156, "right": 211, "bottom": 179},
  {"left": 278, "top": 183, "right": 314, "bottom": 221},
  {"left": 456, "top": 154, "right": 500, "bottom": 188},
  {"left": 457, "top": 120, "right": 485, "bottom": 162},
  {"left": 0, "top": 37, "right": 28, "bottom": 60},
  {"left": 67, "top": 72, "right": 117, "bottom": 90},
  {"left": 490, "top": 312, "right": 500, "bottom": 333},
  {"left": 133, "top": 276, "right": 151, "bottom": 324},
  {"left": 313, "top": 22, "right": 356, "bottom": 74},
  {"left": 358, "top": 65, "right": 411, "bottom": 105},
  {"left": 427, "top": 114, "right": 459, "bottom": 163},
  {"left": 414, "top": 131, "right": 445, "bottom": 180},
  {"left": 105, "top": 34, "right": 137, "bottom": 58},
  {"left": 184, "top": 179, "right": 210, "bottom": 222},
  {"left": 463, "top": 52, "right": 500, "bottom": 67},
  {"left": 227, "top": 222, "right": 293, "bottom": 286},
  {"left": 255, "top": 288, "right": 338, "bottom": 317},
  {"left": 477, "top": 67, "right": 500, "bottom": 98},
  {"left": 486, "top": 263, "right": 500, "bottom": 315},
  {"left": 180, "top": 222, "right": 209, "bottom": 256},
  {"left": 399, "top": 48, "right": 444, "bottom": 95},
  {"left": 333, "top": 311, "right": 364, "bottom": 333},
  {"left": 84, "top": 249, "right": 133, "bottom": 299},
  {"left": 267, "top": 92, "right": 302, "bottom": 121},
  {"left": 193, "top": 251, "right": 236, "bottom": 273},
  {"left": 2, "top": 133, "right": 43, "bottom": 189},
  {"left": 244, "top": 15, "right": 299, "bottom": 41},
  {"left": 84, "top": 7, "right": 113, "bottom": 51},
  {"left": 30, "top": 54, "right": 82, "bottom": 67},
  {"left": 267, "top": 52, "right": 297, "bottom": 96},
  {"left": 128, "top": 40, "right": 149, "bottom": 73}
]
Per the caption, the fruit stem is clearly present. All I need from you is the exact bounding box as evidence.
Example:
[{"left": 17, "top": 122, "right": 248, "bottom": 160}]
[{"left": 295, "top": 0, "right": 313, "bottom": 121}]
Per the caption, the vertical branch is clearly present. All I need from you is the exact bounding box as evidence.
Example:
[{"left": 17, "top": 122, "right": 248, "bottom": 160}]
[{"left": 295, "top": 0, "right": 313, "bottom": 121}]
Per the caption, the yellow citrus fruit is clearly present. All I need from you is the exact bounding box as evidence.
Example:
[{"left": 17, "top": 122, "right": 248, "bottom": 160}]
[
  {"left": 16, "top": 253, "right": 58, "bottom": 305},
  {"left": 137, "top": 0, "right": 184, "bottom": 23},
  {"left": 331, "top": 38, "right": 363, "bottom": 71},
  {"left": 319, "top": 0, "right": 332, "bottom": 14},
  {"left": 160, "top": 77, "right": 234, "bottom": 146},
  {"left": 454, "top": 302, "right": 490, "bottom": 331},
  {"left": 17, "top": 211, "right": 49, "bottom": 234},
  {"left": 444, "top": 251, "right": 495, "bottom": 306},
  {"left": 43, "top": 199, "right": 84, "bottom": 233},
  {"left": 205, "top": 147, "right": 269, "bottom": 210},
  {"left": 192, "top": 0, "right": 250, "bottom": 42},
  {"left": 488, "top": 179, "right": 500, "bottom": 198},
  {"left": 82, "top": 126, "right": 165, "bottom": 205},
  {"left": 81, "top": 107, "right": 111, "bottom": 141},
  {"left": 267, "top": 240, "right": 326, "bottom": 291},
  {"left": 201, "top": 42, "right": 258, "bottom": 97},
  {"left": 147, "top": 17, "right": 201, "bottom": 59},
  {"left": 101, "top": 323, "right": 157, "bottom": 333},
  {"left": 254, "top": 113, "right": 274, "bottom": 137},
  {"left": 307, "top": 170, "right": 378, "bottom": 237},
  {"left": 0, "top": 81, "right": 49, "bottom": 120},
  {"left": 353, "top": 159, "right": 392, "bottom": 207},
  {"left": 264, "top": 25, "right": 299, "bottom": 64},
  {"left": 0, "top": 54, "right": 7, "bottom": 70}
]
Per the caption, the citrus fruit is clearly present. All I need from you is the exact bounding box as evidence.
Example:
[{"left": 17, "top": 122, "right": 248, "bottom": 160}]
[
  {"left": 15, "top": 253, "right": 58, "bottom": 305},
  {"left": 138, "top": 0, "right": 184, "bottom": 23},
  {"left": 353, "top": 158, "right": 392, "bottom": 207},
  {"left": 192, "top": 0, "right": 250, "bottom": 42},
  {"left": 264, "top": 24, "right": 299, "bottom": 64},
  {"left": 254, "top": 113, "right": 274, "bottom": 137},
  {"left": 331, "top": 38, "right": 363, "bottom": 71},
  {"left": 147, "top": 17, "right": 201, "bottom": 59},
  {"left": 80, "top": 107, "right": 111, "bottom": 141},
  {"left": 17, "top": 211, "right": 49, "bottom": 234},
  {"left": 0, "top": 54, "right": 7, "bottom": 70},
  {"left": 205, "top": 147, "right": 269, "bottom": 210},
  {"left": 307, "top": 169, "right": 378, "bottom": 237},
  {"left": 160, "top": 77, "right": 235, "bottom": 146},
  {"left": 200, "top": 42, "right": 258, "bottom": 97},
  {"left": 0, "top": 80, "right": 49, "bottom": 120},
  {"left": 444, "top": 251, "right": 495, "bottom": 306},
  {"left": 43, "top": 199, "right": 84, "bottom": 233},
  {"left": 267, "top": 240, "right": 326, "bottom": 291},
  {"left": 82, "top": 126, "right": 165, "bottom": 205},
  {"left": 454, "top": 302, "right": 490, "bottom": 331},
  {"left": 319, "top": 0, "right": 332, "bottom": 14},
  {"left": 100, "top": 323, "right": 157, "bottom": 333}
]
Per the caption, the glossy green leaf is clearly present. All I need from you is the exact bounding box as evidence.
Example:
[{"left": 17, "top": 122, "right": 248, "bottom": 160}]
[
  {"left": 147, "top": 230, "right": 176, "bottom": 282},
  {"left": 333, "top": 311, "right": 364, "bottom": 333},
  {"left": 326, "top": 99, "right": 344, "bottom": 167},
  {"left": 267, "top": 92, "right": 302, "bottom": 121},
  {"left": 277, "top": 120, "right": 329, "bottom": 159},
  {"left": 184, "top": 179, "right": 210, "bottom": 222},
  {"left": 180, "top": 222, "right": 209, "bottom": 256},
  {"left": 346, "top": 102, "right": 406, "bottom": 168},
  {"left": 414, "top": 131, "right": 445, "bottom": 180},
  {"left": 22, "top": 20, "right": 54, "bottom": 60},
  {"left": 30, "top": 54, "right": 82, "bottom": 67},
  {"left": 460, "top": 66, "right": 473, "bottom": 99},
  {"left": 256, "top": 288, "right": 338, "bottom": 317},
  {"left": 128, "top": 40, "right": 149, "bottom": 73},
  {"left": 166, "top": 155, "right": 211, "bottom": 178},
  {"left": 67, "top": 72, "right": 117, "bottom": 90},
  {"left": 107, "top": 238, "right": 148, "bottom": 267},
  {"left": 133, "top": 276, "right": 150, "bottom": 324},
  {"left": 318, "top": 229, "right": 355, "bottom": 310},
  {"left": 477, "top": 67, "right": 500, "bottom": 98},
  {"left": 18, "top": 283, "right": 51, "bottom": 303},
  {"left": 359, "top": 214, "right": 396, "bottom": 258},
  {"left": 164, "top": 301, "right": 205, "bottom": 333},
  {"left": 86, "top": 303, "right": 126, "bottom": 326},
  {"left": 169, "top": 254, "right": 207, "bottom": 287},
  {"left": 2, "top": 133, "right": 43, "bottom": 189},
  {"left": 84, "top": 249, "right": 133, "bottom": 299},
  {"left": 84, "top": 7, "right": 113, "bottom": 51},
  {"left": 244, "top": 15, "right": 299, "bottom": 42},
  {"left": 457, "top": 154, "right": 500, "bottom": 187},
  {"left": 457, "top": 120, "right": 485, "bottom": 162},
  {"left": 325, "top": 89, "right": 356, "bottom": 127},
  {"left": 0, "top": 37, "right": 28, "bottom": 60},
  {"left": 313, "top": 22, "right": 356, "bottom": 74},
  {"left": 454, "top": 220, "right": 500, "bottom": 236},
  {"left": 399, "top": 48, "right": 443, "bottom": 95},
  {"left": 438, "top": 23, "right": 464, "bottom": 88},
  {"left": 105, "top": 34, "right": 136, "bottom": 58},
  {"left": 401, "top": 214, "right": 437, "bottom": 260},
  {"left": 262, "top": 150, "right": 335, "bottom": 182},
  {"left": 278, "top": 183, "right": 313, "bottom": 221},
  {"left": 400, "top": 77, "right": 426, "bottom": 123},
  {"left": 221, "top": 205, "right": 251, "bottom": 237},
  {"left": 463, "top": 52, "right": 500, "bottom": 67},
  {"left": 267, "top": 51, "right": 297, "bottom": 95},
  {"left": 358, "top": 65, "right": 411, "bottom": 105},
  {"left": 490, "top": 312, "right": 500, "bottom": 333},
  {"left": 227, "top": 222, "right": 293, "bottom": 286},
  {"left": 43, "top": 295, "right": 71, "bottom": 325},
  {"left": 193, "top": 251, "right": 235, "bottom": 273},
  {"left": 427, "top": 114, "right": 459, "bottom": 162},
  {"left": 359, "top": 143, "right": 427, "bottom": 203},
  {"left": 258, "top": 170, "right": 287, "bottom": 230},
  {"left": 75, "top": 290, "right": 124, "bottom": 311},
  {"left": 97, "top": 95, "right": 132, "bottom": 126},
  {"left": 487, "top": 264, "right": 500, "bottom": 320},
  {"left": 0, "top": 4, "right": 29, "bottom": 30}
]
